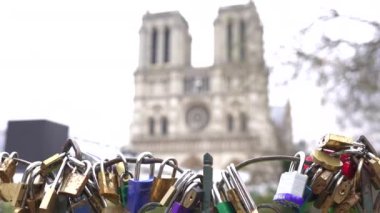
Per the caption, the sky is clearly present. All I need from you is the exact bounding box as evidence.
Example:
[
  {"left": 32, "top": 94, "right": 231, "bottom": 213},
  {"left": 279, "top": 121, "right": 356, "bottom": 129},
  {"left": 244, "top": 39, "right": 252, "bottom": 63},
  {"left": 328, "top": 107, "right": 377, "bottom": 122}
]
[{"left": 0, "top": 0, "right": 379, "bottom": 151}]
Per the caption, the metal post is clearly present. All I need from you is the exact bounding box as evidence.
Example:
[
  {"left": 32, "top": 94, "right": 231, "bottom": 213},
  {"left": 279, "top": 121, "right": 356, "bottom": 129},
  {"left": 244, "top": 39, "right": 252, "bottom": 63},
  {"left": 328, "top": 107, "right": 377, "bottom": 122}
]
[{"left": 202, "top": 153, "right": 213, "bottom": 212}]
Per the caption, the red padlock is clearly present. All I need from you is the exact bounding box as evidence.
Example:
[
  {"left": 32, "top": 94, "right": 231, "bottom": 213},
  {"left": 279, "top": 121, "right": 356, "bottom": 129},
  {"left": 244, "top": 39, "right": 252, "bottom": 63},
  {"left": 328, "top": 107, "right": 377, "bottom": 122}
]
[
  {"left": 303, "top": 155, "right": 314, "bottom": 171},
  {"left": 341, "top": 157, "right": 356, "bottom": 179}
]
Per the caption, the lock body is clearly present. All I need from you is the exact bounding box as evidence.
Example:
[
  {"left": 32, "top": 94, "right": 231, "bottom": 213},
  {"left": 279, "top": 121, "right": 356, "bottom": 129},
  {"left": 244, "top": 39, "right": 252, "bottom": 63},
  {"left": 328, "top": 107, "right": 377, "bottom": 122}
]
[
  {"left": 273, "top": 171, "right": 307, "bottom": 207},
  {"left": 150, "top": 178, "right": 176, "bottom": 202},
  {"left": 0, "top": 157, "right": 17, "bottom": 182},
  {"left": 171, "top": 201, "right": 192, "bottom": 213},
  {"left": 216, "top": 202, "right": 235, "bottom": 213},
  {"left": 127, "top": 179, "right": 153, "bottom": 213},
  {"left": 119, "top": 181, "right": 129, "bottom": 207}
]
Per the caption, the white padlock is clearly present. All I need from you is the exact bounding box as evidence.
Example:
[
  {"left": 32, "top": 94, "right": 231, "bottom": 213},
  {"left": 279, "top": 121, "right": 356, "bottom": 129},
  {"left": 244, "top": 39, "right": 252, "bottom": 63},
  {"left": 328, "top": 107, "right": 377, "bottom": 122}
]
[{"left": 273, "top": 151, "right": 308, "bottom": 208}]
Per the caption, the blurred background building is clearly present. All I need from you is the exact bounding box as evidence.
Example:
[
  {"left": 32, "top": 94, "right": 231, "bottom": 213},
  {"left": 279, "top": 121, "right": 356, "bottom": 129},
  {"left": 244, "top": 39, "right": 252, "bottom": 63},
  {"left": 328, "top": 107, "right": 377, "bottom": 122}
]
[
  {"left": 128, "top": 1, "right": 295, "bottom": 177},
  {"left": 5, "top": 119, "right": 69, "bottom": 162}
]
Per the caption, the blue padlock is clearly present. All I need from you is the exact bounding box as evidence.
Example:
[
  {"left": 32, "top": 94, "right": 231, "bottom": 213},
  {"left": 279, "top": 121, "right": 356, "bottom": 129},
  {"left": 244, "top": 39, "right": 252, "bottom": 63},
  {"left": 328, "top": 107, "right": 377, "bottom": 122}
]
[{"left": 127, "top": 152, "right": 155, "bottom": 213}]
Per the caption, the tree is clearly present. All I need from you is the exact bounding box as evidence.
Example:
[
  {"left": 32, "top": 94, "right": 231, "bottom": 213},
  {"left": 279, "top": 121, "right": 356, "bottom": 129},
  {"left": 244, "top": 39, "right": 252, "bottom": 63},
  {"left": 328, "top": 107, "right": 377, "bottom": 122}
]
[{"left": 291, "top": 9, "right": 380, "bottom": 132}]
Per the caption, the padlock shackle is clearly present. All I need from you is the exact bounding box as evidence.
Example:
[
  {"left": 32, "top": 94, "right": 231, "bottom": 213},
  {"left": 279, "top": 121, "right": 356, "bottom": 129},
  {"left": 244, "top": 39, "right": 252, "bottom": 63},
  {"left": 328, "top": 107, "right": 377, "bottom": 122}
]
[
  {"left": 157, "top": 158, "right": 178, "bottom": 179},
  {"left": 221, "top": 171, "right": 233, "bottom": 190},
  {"left": 24, "top": 165, "right": 45, "bottom": 208},
  {"left": 179, "top": 182, "right": 199, "bottom": 204},
  {"left": 20, "top": 165, "right": 42, "bottom": 209},
  {"left": 68, "top": 157, "right": 92, "bottom": 177},
  {"left": 9, "top": 151, "right": 18, "bottom": 159},
  {"left": 289, "top": 151, "right": 306, "bottom": 173},
  {"left": 0, "top": 152, "right": 9, "bottom": 164},
  {"left": 227, "top": 163, "right": 257, "bottom": 212},
  {"left": 99, "top": 159, "right": 108, "bottom": 185},
  {"left": 212, "top": 183, "right": 222, "bottom": 203},
  {"left": 62, "top": 138, "right": 82, "bottom": 161},
  {"left": 21, "top": 161, "right": 42, "bottom": 183},
  {"left": 92, "top": 161, "right": 100, "bottom": 187},
  {"left": 51, "top": 156, "right": 68, "bottom": 189},
  {"left": 117, "top": 153, "right": 129, "bottom": 173},
  {"left": 135, "top": 152, "right": 155, "bottom": 180}
]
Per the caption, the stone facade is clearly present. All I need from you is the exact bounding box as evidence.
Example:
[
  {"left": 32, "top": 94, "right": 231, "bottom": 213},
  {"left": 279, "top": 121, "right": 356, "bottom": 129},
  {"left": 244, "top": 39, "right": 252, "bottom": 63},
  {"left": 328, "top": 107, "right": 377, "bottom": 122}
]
[{"left": 129, "top": 2, "right": 293, "bottom": 183}]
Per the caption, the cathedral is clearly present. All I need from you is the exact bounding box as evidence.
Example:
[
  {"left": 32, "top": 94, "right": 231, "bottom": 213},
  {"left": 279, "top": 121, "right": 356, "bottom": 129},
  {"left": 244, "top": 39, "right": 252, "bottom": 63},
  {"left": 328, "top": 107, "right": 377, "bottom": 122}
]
[{"left": 129, "top": 1, "right": 293, "bottom": 175}]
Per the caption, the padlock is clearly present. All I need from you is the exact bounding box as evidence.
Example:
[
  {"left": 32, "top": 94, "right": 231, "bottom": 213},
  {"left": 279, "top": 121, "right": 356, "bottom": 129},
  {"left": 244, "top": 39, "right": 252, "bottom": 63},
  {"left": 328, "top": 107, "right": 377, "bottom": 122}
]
[
  {"left": 221, "top": 171, "right": 245, "bottom": 213},
  {"left": 39, "top": 156, "right": 68, "bottom": 212},
  {"left": 127, "top": 152, "right": 155, "bottom": 213},
  {"left": 150, "top": 158, "right": 178, "bottom": 202},
  {"left": 170, "top": 182, "right": 200, "bottom": 213},
  {"left": 85, "top": 184, "right": 107, "bottom": 212},
  {"left": 62, "top": 138, "right": 83, "bottom": 160},
  {"left": 40, "top": 152, "right": 66, "bottom": 177},
  {"left": 159, "top": 170, "right": 193, "bottom": 207},
  {"left": 334, "top": 157, "right": 363, "bottom": 212},
  {"left": 58, "top": 159, "right": 91, "bottom": 196},
  {"left": 312, "top": 171, "right": 340, "bottom": 209},
  {"left": 115, "top": 153, "right": 132, "bottom": 208},
  {"left": 365, "top": 152, "right": 380, "bottom": 189},
  {"left": 180, "top": 178, "right": 203, "bottom": 209},
  {"left": 227, "top": 164, "right": 258, "bottom": 213},
  {"left": 311, "top": 149, "right": 342, "bottom": 171},
  {"left": 0, "top": 151, "right": 18, "bottom": 183},
  {"left": 310, "top": 169, "right": 334, "bottom": 194},
  {"left": 212, "top": 182, "right": 235, "bottom": 213},
  {"left": 273, "top": 151, "right": 308, "bottom": 208},
  {"left": 318, "top": 133, "right": 358, "bottom": 151},
  {"left": 101, "top": 197, "right": 123, "bottom": 213},
  {"left": 341, "top": 157, "right": 356, "bottom": 179},
  {"left": 319, "top": 170, "right": 344, "bottom": 211},
  {"left": 69, "top": 186, "right": 101, "bottom": 213},
  {"left": 26, "top": 166, "right": 47, "bottom": 213},
  {"left": 0, "top": 182, "right": 20, "bottom": 202},
  {"left": 97, "top": 159, "right": 120, "bottom": 204},
  {"left": 69, "top": 195, "right": 93, "bottom": 213},
  {"left": 331, "top": 175, "right": 352, "bottom": 204},
  {"left": 12, "top": 161, "right": 42, "bottom": 208}
]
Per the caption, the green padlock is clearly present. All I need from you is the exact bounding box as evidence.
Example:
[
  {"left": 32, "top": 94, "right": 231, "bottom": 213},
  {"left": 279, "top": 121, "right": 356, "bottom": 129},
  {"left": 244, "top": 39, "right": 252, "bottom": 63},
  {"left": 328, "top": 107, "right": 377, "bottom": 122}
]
[
  {"left": 212, "top": 183, "right": 236, "bottom": 213},
  {"left": 116, "top": 153, "right": 132, "bottom": 209}
]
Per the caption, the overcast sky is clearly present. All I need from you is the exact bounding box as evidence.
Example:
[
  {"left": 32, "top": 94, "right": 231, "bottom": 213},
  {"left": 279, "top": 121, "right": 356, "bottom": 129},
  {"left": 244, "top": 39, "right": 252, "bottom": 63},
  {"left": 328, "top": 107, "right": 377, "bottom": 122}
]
[{"left": 0, "top": 0, "right": 378, "bottom": 150}]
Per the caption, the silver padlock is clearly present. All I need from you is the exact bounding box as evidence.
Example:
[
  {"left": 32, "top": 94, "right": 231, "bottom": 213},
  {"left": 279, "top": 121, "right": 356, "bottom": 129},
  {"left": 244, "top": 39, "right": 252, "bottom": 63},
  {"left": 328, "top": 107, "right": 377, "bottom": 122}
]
[{"left": 273, "top": 151, "right": 308, "bottom": 208}]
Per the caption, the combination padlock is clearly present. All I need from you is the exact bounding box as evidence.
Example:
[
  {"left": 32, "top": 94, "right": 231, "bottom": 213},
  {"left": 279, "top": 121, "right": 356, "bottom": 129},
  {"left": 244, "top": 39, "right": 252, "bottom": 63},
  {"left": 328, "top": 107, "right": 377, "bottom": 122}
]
[
  {"left": 273, "top": 151, "right": 308, "bottom": 208},
  {"left": 127, "top": 152, "right": 155, "bottom": 213}
]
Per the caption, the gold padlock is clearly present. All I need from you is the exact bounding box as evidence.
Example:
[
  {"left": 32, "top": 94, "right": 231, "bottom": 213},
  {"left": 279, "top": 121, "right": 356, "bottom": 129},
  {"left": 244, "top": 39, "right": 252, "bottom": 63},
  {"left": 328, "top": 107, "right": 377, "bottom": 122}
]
[
  {"left": 26, "top": 166, "right": 46, "bottom": 213},
  {"left": 39, "top": 157, "right": 68, "bottom": 213},
  {"left": 366, "top": 152, "right": 380, "bottom": 189},
  {"left": 331, "top": 175, "right": 352, "bottom": 204},
  {"left": 0, "top": 152, "right": 18, "bottom": 183},
  {"left": 310, "top": 168, "right": 334, "bottom": 194},
  {"left": 221, "top": 170, "right": 246, "bottom": 213},
  {"left": 311, "top": 149, "right": 342, "bottom": 171},
  {"left": 12, "top": 161, "right": 42, "bottom": 208},
  {"left": 40, "top": 153, "right": 66, "bottom": 177},
  {"left": 58, "top": 160, "right": 91, "bottom": 196},
  {"left": 150, "top": 158, "right": 178, "bottom": 202},
  {"left": 318, "top": 133, "right": 358, "bottom": 150},
  {"left": 97, "top": 159, "right": 120, "bottom": 204},
  {"left": 313, "top": 170, "right": 341, "bottom": 209}
]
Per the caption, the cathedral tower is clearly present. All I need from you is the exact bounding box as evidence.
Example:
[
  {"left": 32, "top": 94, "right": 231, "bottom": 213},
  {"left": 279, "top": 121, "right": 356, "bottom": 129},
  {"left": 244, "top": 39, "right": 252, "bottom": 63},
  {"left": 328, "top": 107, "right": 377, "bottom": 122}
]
[
  {"left": 138, "top": 11, "right": 191, "bottom": 70},
  {"left": 129, "top": 2, "right": 289, "bottom": 182}
]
